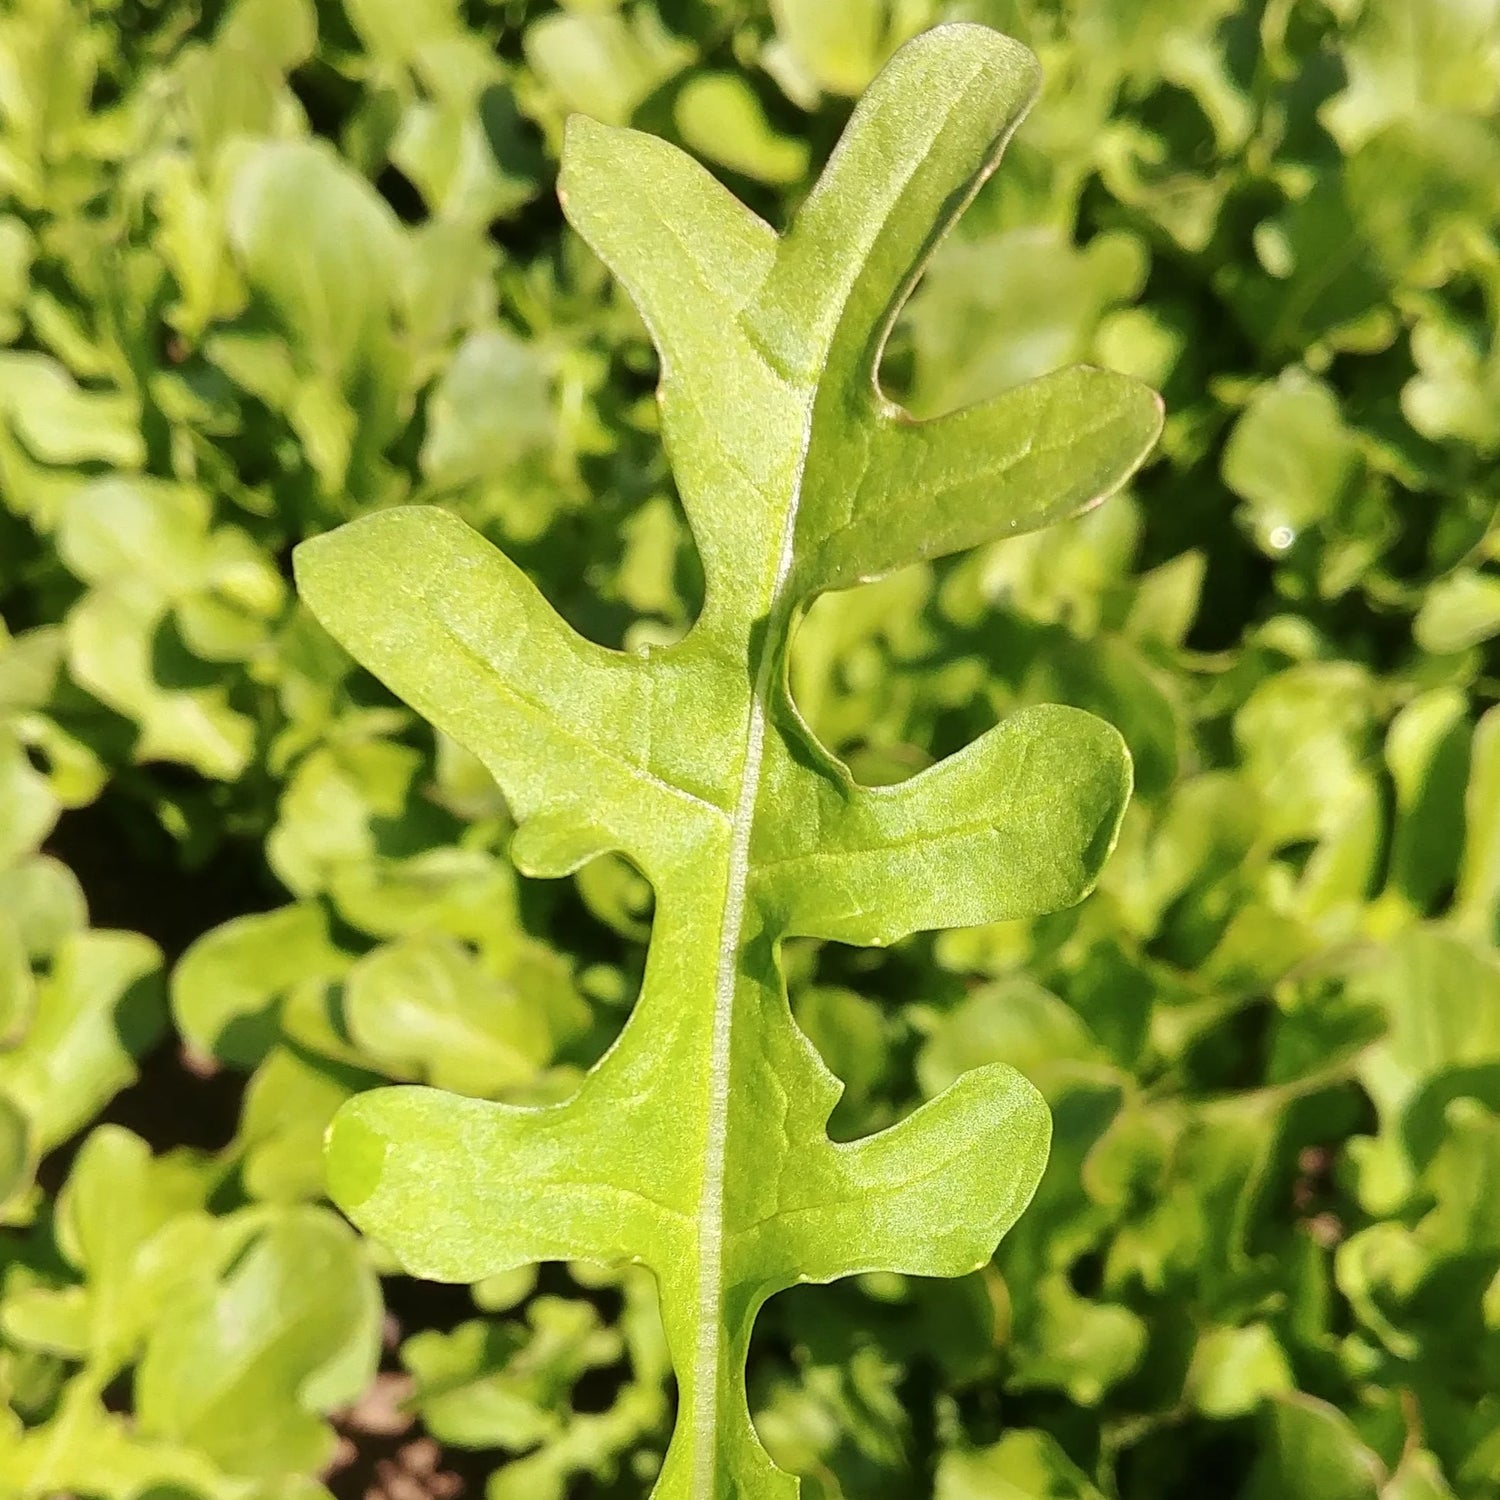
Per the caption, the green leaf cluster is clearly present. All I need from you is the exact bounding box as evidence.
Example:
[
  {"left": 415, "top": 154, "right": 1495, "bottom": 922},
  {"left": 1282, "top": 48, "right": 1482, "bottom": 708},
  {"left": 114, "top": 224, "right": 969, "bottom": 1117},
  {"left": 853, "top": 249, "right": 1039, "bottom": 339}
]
[{"left": 2, "top": 0, "right": 1500, "bottom": 1498}]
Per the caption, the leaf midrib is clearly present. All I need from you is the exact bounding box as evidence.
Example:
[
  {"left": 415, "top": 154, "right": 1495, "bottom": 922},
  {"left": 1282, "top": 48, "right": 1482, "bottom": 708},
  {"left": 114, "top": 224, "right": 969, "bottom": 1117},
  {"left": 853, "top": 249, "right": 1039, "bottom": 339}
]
[
  {"left": 565, "top": 62, "right": 1011, "bottom": 1491},
  {"left": 684, "top": 81, "right": 987, "bottom": 1487},
  {"left": 689, "top": 395, "right": 813, "bottom": 1491}
]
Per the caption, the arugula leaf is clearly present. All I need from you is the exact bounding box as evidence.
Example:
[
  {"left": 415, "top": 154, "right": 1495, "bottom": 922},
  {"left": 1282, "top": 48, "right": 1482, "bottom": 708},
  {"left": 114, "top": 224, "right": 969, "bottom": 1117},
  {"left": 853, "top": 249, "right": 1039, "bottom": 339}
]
[{"left": 298, "top": 24, "right": 1160, "bottom": 1497}]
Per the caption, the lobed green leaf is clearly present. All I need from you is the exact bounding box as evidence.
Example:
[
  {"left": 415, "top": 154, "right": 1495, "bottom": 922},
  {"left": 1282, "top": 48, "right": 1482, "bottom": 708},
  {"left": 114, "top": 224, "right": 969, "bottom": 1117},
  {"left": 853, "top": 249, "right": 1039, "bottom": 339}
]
[{"left": 300, "top": 23, "right": 1159, "bottom": 1499}]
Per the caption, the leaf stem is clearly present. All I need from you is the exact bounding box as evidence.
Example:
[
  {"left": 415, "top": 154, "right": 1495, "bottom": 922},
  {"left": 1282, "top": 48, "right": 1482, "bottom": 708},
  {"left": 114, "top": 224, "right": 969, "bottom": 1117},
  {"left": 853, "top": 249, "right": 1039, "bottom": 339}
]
[{"left": 690, "top": 409, "right": 810, "bottom": 1491}]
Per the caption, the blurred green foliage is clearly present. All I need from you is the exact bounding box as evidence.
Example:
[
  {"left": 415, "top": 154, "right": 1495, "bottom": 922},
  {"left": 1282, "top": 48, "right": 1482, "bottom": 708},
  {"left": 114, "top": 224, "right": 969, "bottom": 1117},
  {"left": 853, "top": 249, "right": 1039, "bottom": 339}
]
[{"left": 0, "top": 0, "right": 1498, "bottom": 1497}]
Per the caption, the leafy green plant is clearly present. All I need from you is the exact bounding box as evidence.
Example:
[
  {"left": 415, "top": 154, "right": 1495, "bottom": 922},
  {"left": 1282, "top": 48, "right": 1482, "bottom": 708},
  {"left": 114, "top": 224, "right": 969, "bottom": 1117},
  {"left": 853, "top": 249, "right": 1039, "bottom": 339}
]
[
  {"left": 7, "top": 0, "right": 1500, "bottom": 1493},
  {"left": 296, "top": 24, "right": 1161, "bottom": 1497}
]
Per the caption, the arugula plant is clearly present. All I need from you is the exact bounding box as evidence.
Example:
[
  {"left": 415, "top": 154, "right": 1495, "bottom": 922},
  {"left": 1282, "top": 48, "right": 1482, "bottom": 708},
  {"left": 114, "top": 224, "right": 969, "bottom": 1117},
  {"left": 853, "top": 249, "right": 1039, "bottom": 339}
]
[{"left": 297, "top": 23, "right": 1161, "bottom": 1498}]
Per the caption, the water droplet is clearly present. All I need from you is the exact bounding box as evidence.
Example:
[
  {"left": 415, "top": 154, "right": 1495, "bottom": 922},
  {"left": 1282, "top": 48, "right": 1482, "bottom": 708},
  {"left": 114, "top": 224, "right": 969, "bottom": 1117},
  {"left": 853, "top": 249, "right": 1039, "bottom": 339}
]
[{"left": 1269, "top": 525, "right": 1295, "bottom": 552}]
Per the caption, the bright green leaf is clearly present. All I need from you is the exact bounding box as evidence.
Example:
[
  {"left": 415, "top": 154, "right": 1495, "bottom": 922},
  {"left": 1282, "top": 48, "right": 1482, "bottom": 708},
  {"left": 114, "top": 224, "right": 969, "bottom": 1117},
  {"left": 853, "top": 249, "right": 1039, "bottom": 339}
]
[
  {"left": 0, "top": 353, "right": 143, "bottom": 470},
  {"left": 404, "top": 1298, "right": 621, "bottom": 1449},
  {"left": 1321, "top": 0, "right": 1500, "bottom": 151},
  {"left": 135, "top": 1207, "right": 381, "bottom": 1477},
  {"left": 1184, "top": 1322, "right": 1294, "bottom": 1418},
  {"left": 343, "top": 934, "right": 553, "bottom": 1097},
  {"left": 1414, "top": 569, "right": 1500, "bottom": 654},
  {"left": 0, "top": 931, "right": 164, "bottom": 1153},
  {"left": 299, "top": 25, "right": 1159, "bottom": 1499},
  {"left": 674, "top": 74, "right": 809, "bottom": 188},
  {"left": 171, "top": 903, "right": 352, "bottom": 1068},
  {"left": 1222, "top": 368, "right": 1366, "bottom": 556},
  {"left": 935, "top": 1428, "right": 1103, "bottom": 1500},
  {"left": 224, "top": 139, "right": 403, "bottom": 378}
]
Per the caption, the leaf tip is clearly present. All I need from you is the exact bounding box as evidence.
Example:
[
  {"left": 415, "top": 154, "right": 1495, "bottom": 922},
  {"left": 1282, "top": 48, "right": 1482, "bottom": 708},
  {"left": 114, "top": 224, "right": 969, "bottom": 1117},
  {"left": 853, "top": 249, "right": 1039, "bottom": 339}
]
[
  {"left": 324, "top": 1099, "right": 389, "bottom": 1217},
  {"left": 916, "top": 18, "right": 1043, "bottom": 89},
  {"left": 558, "top": 112, "right": 628, "bottom": 211},
  {"left": 289, "top": 528, "right": 336, "bottom": 607},
  {"left": 294, "top": 505, "right": 463, "bottom": 623}
]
